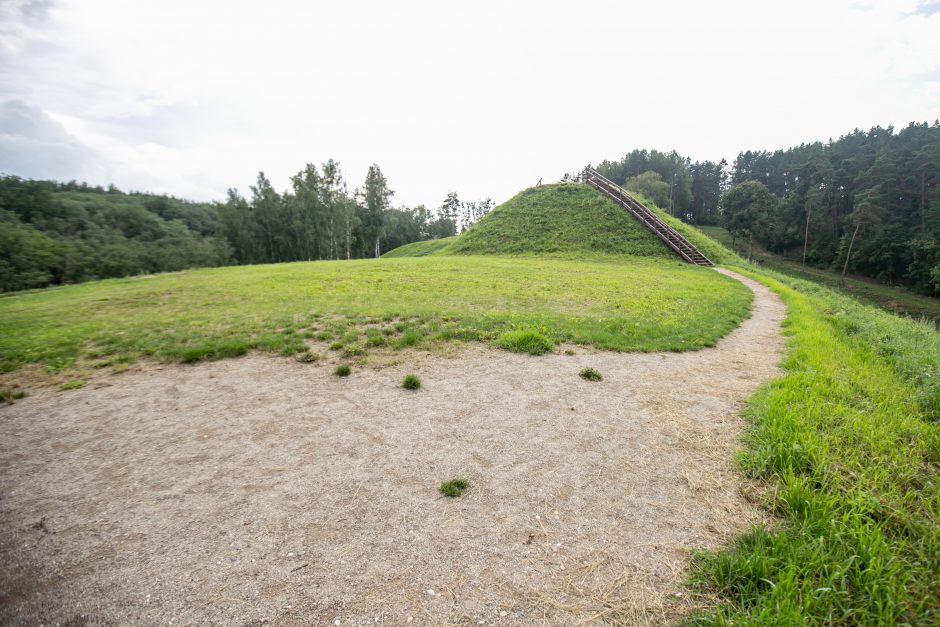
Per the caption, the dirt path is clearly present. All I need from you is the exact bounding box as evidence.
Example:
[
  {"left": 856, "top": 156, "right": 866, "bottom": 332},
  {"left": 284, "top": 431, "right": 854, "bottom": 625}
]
[{"left": 0, "top": 269, "right": 785, "bottom": 626}]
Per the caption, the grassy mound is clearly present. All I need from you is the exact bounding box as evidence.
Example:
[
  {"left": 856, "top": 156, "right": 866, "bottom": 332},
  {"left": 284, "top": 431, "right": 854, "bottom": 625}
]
[
  {"left": 383, "top": 183, "right": 739, "bottom": 264},
  {"left": 449, "top": 184, "right": 670, "bottom": 257}
]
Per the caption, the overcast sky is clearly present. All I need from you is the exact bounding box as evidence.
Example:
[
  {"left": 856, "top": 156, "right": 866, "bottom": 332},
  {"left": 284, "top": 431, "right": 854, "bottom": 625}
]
[{"left": 1, "top": 0, "right": 938, "bottom": 208}]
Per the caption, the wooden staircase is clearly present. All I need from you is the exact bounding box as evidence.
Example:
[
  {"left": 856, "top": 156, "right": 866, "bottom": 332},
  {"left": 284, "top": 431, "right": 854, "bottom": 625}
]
[{"left": 582, "top": 166, "right": 713, "bottom": 266}]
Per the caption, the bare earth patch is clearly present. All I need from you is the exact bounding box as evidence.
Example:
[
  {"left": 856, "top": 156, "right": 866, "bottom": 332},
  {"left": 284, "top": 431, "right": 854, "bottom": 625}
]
[{"left": 0, "top": 269, "right": 785, "bottom": 625}]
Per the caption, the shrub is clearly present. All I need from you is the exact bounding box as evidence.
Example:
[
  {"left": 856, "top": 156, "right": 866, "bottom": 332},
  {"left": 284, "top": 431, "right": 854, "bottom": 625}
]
[
  {"left": 402, "top": 374, "right": 421, "bottom": 390},
  {"left": 329, "top": 341, "right": 343, "bottom": 351},
  {"left": 334, "top": 364, "right": 351, "bottom": 377},
  {"left": 579, "top": 367, "right": 603, "bottom": 381},
  {"left": 439, "top": 478, "right": 468, "bottom": 498},
  {"left": 496, "top": 329, "right": 554, "bottom": 355}
]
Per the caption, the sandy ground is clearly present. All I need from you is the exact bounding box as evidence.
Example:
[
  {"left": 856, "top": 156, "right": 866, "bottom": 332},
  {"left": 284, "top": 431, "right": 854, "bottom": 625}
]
[{"left": 0, "top": 269, "right": 785, "bottom": 626}]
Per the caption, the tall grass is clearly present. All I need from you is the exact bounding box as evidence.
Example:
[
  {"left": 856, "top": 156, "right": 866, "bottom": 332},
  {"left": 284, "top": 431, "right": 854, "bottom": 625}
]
[{"left": 687, "top": 268, "right": 940, "bottom": 625}]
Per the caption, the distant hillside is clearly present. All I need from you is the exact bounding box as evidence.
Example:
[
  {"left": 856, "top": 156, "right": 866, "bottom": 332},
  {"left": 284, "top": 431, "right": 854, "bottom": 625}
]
[
  {"left": 0, "top": 176, "right": 230, "bottom": 292},
  {"left": 384, "top": 183, "right": 737, "bottom": 263}
]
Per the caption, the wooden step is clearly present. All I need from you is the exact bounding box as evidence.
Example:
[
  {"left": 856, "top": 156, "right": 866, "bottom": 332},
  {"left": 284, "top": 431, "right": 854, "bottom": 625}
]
[{"left": 583, "top": 168, "right": 713, "bottom": 267}]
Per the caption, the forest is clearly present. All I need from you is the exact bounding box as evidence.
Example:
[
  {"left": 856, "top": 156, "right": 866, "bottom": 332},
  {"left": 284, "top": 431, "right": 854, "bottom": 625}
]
[
  {"left": 596, "top": 121, "right": 940, "bottom": 296},
  {"left": 0, "top": 163, "right": 490, "bottom": 292}
]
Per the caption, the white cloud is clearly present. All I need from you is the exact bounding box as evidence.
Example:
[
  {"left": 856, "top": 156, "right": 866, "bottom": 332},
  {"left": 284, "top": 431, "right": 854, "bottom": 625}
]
[{"left": 0, "top": 0, "right": 937, "bottom": 206}]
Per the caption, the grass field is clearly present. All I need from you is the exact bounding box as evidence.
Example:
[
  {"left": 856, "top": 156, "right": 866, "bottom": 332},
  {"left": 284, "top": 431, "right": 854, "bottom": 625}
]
[
  {"left": 0, "top": 255, "right": 751, "bottom": 377},
  {"left": 687, "top": 266, "right": 940, "bottom": 625},
  {"left": 699, "top": 225, "right": 940, "bottom": 323}
]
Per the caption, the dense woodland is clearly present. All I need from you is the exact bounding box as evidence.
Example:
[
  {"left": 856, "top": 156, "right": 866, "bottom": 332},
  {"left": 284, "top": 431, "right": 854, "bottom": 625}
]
[
  {"left": 596, "top": 121, "right": 940, "bottom": 296},
  {"left": 0, "top": 163, "right": 490, "bottom": 292}
]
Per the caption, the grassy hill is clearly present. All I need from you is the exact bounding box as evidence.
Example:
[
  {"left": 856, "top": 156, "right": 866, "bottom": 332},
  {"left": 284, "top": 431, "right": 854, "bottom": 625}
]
[
  {"left": 384, "top": 183, "right": 738, "bottom": 264},
  {"left": 447, "top": 184, "right": 671, "bottom": 257}
]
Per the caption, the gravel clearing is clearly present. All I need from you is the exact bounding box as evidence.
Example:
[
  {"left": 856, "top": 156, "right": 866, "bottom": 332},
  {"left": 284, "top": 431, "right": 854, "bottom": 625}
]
[{"left": 0, "top": 269, "right": 785, "bottom": 625}]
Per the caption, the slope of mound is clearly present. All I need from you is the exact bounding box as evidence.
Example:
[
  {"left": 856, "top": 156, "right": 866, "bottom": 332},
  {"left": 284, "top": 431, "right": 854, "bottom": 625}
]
[
  {"left": 382, "top": 236, "right": 456, "bottom": 258},
  {"left": 447, "top": 183, "right": 672, "bottom": 257},
  {"left": 638, "top": 197, "right": 740, "bottom": 265}
]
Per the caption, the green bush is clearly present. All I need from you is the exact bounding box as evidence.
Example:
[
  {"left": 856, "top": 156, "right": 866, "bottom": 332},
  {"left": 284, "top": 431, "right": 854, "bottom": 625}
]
[{"left": 402, "top": 374, "right": 421, "bottom": 390}]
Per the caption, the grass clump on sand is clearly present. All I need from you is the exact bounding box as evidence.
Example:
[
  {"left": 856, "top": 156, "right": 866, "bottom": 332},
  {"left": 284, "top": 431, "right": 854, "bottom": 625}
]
[
  {"left": 402, "top": 374, "right": 421, "bottom": 390},
  {"left": 579, "top": 367, "right": 603, "bottom": 381},
  {"left": 686, "top": 267, "right": 940, "bottom": 625},
  {"left": 0, "top": 388, "right": 26, "bottom": 403},
  {"left": 496, "top": 329, "right": 554, "bottom": 355},
  {"left": 58, "top": 380, "right": 85, "bottom": 390},
  {"left": 439, "top": 478, "right": 469, "bottom": 498},
  {"left": 333, "top": 364, "right": 351, "bottom": 377}
]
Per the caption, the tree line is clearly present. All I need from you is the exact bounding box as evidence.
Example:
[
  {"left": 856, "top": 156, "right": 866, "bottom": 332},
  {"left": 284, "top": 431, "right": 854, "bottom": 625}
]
[
  {"left": 594, "top": 149, "right": 728, "bottom": 225},
  {"left": 216, "top": 161, "right": 492, "bottom": 265},
  {"left": 595, "top": 122, "right": 940, "bottom": 297},
  {"left": 722, "top": 122, "right": 940, "bottom": 296},
  {"left": 0, "top": 162, "right": 492, "bottom": 292}
]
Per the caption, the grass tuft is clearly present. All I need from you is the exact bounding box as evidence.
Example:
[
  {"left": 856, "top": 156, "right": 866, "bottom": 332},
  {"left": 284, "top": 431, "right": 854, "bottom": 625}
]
[
  {"left": 294, "top": 351, "right": 319, "bottom": 363},
  {"left": 333, "top": 364, "right": 351, "bottom": 377},
  {"left": 496, "top": 329, "right": 554, "bottom": 355},
  {"left": 59, "top": 380, "right": 85, "bottom": 391},
  {"left": 579, "top": 367, "right": 603, "bottom": 381},
  {"left": 439, "top": 478, "right": 469, "bottom": 498},
  {"left": 402, "top": 374, "right": 421, "bottom": 390},
  {"left": 0, "top": 388, "right": 27, "bottom": 403}
]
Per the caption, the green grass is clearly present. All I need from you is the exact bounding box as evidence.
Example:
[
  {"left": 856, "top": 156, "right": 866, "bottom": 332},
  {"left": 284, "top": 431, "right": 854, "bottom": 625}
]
[
  {"left": 402, "top": 373, "right": 421, "bottom": 390},
  {"left": 700, "top": 225, "right": 940, "bottom": 323},
  {"left": 334, "top": 364, "right": 351, "bottom": 377},
  {"left": 579, "top": 367, "right": 603, "bottom": 381},
  {"left": 495, "top": 328, "right": 554, "bottom": 355},
  {"left": 686, "top": 266, "right": 940, "bottom": 625},
  {"left": 382, "top": 236, "right": 457, "bottom": 257},
  {"left": 439, "top": 478, "right": 469, "bottom": 498},
  {"left": 446, "top": 183, "right": 675, "bottom": 258},
  {"left": 0, "top": 256, "right": 751, "bottom": 374}
]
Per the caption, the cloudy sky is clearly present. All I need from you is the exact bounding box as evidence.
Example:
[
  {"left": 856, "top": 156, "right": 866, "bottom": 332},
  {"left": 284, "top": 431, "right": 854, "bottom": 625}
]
[{"left": 1, "top": 0, "right": 938, "bottom": 208}]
